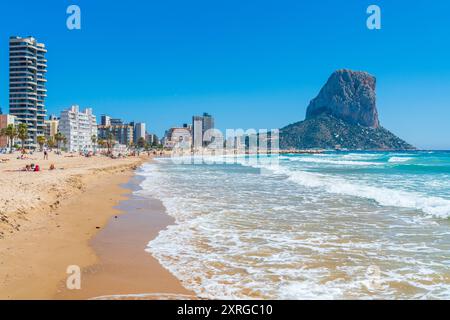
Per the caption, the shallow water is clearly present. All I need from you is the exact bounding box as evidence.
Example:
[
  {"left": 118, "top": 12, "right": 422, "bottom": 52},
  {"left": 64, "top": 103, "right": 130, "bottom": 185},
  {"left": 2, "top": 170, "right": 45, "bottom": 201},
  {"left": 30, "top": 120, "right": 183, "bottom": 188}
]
[{"left": 138, "top": 151, "right": 450, "bottom": 299}]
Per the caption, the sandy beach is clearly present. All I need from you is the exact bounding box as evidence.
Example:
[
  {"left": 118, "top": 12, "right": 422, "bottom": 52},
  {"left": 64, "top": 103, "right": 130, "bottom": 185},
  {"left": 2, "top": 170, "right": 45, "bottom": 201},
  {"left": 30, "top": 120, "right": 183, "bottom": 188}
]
[{"left": 0, "top": 151, "right": 192, "bottom": 299}]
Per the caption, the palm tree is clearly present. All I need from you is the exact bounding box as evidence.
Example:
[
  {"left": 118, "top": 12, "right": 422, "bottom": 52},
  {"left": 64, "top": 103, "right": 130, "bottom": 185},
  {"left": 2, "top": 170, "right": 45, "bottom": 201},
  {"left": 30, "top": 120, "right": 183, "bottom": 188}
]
[
  {"left": 91, "top": 135, "right": 97, "bottom": 154},
  {"left": 97, "top": 139, "right": 105, "bottom": 151},
  {"left": 47, "top": 136, "right": 56, "bottom": 149},
  {"left": 106, "top": 132, "right": 115, "bottom": 155},
  {"left": 17, "top": 123, "right": 28, "bottom": 152},
  {"left": 54, "top": 132, "right": 64, "bottom": 152},
  {"left": 137, "top": 137, "right": 146, "bottom": 149},
  {"left": 0, "top": 124, "right": 17, "bottom": 153},
  {"left": 62, "top": 136, "right": 67, "bottom": 151},
  {"left": 37, "top": 136, "right": 46, "bottom": 152}
]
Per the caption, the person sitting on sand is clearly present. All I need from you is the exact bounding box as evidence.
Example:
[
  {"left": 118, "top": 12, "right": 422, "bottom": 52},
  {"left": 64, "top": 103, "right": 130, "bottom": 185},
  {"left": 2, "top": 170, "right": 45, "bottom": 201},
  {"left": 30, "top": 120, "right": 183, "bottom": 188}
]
[
  {"left": 49, "top": 164, "right": 55, "bottom": 170},
  {"left": 34, "top": 164, "right": 40, "bottom": 172}
]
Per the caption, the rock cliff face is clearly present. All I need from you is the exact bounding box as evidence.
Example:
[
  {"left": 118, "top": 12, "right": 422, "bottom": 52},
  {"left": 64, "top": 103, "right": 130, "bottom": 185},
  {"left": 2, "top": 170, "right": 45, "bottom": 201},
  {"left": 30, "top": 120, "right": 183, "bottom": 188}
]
[
  {"left": 280, "top": 70, "right": 415, "bottom": 150},
  {"left": 305, "top": 70, "right": 380, "bottom": 128}
]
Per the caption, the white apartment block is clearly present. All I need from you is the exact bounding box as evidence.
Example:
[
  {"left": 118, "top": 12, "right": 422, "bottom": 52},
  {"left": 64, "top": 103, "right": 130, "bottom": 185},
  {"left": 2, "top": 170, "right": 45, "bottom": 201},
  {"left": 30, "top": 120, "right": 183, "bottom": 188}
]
[
  {"left": 59, "top": 105, "right": 97, "bottom": 152},
  {"left": 164, "top": 127, "right": 192, "bottom": 149},
  {"left": 134, "top": 122, "right": 146, "bottom": 144}
]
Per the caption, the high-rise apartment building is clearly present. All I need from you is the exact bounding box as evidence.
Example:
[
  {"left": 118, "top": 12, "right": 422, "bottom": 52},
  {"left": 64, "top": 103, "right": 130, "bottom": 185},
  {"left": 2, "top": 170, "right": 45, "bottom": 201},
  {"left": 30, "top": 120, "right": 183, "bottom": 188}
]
[
  {"left": 202, "top": 112, "right": 214, "bottom": 135},
  {"left": 110, "top": 118, "right": 123, "bottom": 126},
  {"left": 145, "top": 133, "right": 159, "bottom": 146},
  {"left": 192, "top": 113, "right": 215, "bottom": 149},
  {"left": 59, "top": 105, "right": 97, "bottom": 152},
  {"left": 134, "top": 122, "right": 146, "bottom": 144},
  {"left": 192, "top": 115, "right": 204, "bottom": 150},
  {"left": 96, "top": 115, "right": 142, "bottom": 147},
  {"left": 97, "top": 115, "right": 133, "bottom": 146},
  {"left": 98, "top": 124, "right": 134, "bottom": 146},
  {"left": 100, "top": 114, "right": 111, "bottom": 126},
  {"left": 9, "top": 36, "right": 47, "bottom": 148}
]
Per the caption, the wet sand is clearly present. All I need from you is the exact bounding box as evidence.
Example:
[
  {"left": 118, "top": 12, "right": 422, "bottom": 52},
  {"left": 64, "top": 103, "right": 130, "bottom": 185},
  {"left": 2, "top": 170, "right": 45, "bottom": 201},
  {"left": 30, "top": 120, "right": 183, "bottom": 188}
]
[{"left": 55, "top": 174, "right": 195, "bottom": 299}]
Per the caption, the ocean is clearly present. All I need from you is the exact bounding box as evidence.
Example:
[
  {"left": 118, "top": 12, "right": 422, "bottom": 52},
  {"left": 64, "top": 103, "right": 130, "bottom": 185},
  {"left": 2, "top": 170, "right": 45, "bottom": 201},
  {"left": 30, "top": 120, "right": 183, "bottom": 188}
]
[{"left": 136, "top": 151, "right": 450, "bottom": 299}]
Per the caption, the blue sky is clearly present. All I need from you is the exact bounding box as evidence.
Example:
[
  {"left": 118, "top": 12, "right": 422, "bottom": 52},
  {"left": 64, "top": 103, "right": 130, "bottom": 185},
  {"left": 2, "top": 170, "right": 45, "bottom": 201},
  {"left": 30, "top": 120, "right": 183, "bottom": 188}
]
[{"left": 0, "top": 0, "right": 449, "bottom": 149}]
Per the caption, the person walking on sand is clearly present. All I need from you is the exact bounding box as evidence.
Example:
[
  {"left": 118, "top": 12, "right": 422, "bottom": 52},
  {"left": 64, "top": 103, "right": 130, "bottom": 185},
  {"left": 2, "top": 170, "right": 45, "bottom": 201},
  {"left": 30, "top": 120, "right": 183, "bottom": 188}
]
[{"left": 44, "top": 149, "right": 48, "bottom": 160}]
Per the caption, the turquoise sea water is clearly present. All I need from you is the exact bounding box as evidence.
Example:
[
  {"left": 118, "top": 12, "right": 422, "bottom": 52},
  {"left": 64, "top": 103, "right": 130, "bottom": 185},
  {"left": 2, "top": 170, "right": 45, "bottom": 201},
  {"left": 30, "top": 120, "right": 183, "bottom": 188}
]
[{"left": 138, "top": 151, "right": 450, "bottom": 299}]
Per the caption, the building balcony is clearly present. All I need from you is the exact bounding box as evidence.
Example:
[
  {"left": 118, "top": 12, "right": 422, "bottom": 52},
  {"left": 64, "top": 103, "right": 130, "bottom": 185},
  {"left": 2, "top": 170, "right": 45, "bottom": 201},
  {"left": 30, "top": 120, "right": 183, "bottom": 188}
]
[
  {"left": 10, "top": 96, "right": 37, "bottom": 101},
  {"left": 10, "top": 98, "right": 38, "bottom": 103},
  {"left": 10, "top": 106, "right": 38, "bottom": 112},
  {"left": 9, "top": 72, "right": 36, "bottom": 78},
  {"left": 10, "top": 65, "right": 37, "bottom": 72},
  {"left": 9, "top": 69, "right": 35, "bottom": 74},
  {"left": 9, "top": 48, "right": 37, "bottom": 54},
  {"left": 10, "top": 57, "right": 37, "bottom": 63},
  {"left": 10, "top": 81, "right": 36, "bottom": 86}
]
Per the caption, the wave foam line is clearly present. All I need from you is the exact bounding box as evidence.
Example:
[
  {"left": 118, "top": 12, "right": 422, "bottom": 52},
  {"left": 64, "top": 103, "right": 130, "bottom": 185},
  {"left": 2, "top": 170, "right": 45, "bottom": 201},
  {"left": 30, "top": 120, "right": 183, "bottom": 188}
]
[
  {"left": 286, "top": 156, "right": 384, "bottom": 166},
  {"left": 241, "top": 160, "right": 450, "bottom": 219}
]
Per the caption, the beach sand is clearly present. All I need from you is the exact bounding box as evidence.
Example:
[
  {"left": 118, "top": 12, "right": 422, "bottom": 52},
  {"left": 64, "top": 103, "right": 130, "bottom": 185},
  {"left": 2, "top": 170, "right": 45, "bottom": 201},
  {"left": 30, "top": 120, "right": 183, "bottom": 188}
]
[
  {"left": 55, "top": 175, "right": 195, "bottom": 299},
  {"left": 0, "top": 151, "right": 192, "bottom": 299}
]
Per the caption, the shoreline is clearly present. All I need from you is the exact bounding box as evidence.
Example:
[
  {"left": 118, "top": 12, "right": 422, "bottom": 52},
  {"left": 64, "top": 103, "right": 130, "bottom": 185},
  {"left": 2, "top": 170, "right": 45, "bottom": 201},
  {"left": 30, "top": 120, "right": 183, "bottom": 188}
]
[
  {"left": 55, "top": 170, "right": 195, "bottom": 299},
  {"left": 0, "top": 153, "right": 192, "bottom": 299}
]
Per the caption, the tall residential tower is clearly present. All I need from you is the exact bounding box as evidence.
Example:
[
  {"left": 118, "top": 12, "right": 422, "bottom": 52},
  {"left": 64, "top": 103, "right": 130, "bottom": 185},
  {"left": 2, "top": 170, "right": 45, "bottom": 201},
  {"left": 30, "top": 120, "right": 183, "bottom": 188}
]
[
  {"left": 202, "top": 112, "right": 214, "bottom": 136},
  {"left": 9, "top": 36, "right": 47, "bottom": 148},
  {"left": 133, "top": 122, "right": 146, "bottom": 144},
  {"left": 192, "top": 113, "right": 215, "bottom": 148}
]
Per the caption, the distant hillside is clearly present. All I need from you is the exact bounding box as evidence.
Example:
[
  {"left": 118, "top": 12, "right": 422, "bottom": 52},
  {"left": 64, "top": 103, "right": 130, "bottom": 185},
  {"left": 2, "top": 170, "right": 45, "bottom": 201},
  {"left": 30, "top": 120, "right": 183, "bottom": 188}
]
[
  {"left": 280, "top": 114, "right": 414, "bottom": 150},
  {"left": 279, "top": 69, "right": 415, "bottom": 150}
]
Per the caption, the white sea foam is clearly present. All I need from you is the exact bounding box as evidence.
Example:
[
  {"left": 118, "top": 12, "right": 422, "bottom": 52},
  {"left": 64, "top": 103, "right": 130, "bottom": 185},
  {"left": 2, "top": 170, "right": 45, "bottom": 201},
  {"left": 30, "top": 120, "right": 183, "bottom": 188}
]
[
  {"left": 341, "top": 153, "right": 384, "bottom": 160},
  {"left": 138, "top": 154, "right": 450, "bottom": 300},
  {"left": 388, "top": 157, "right": 413, "bottom": 163},
  {"left": 286, "top": 156, "right": 383, "bottom": 166},
  {"left": 257, "top": 164, "right": 450, "bottom": 219},
  {"left": 230, "top": 156, "right": 450, "bottom": 218}
]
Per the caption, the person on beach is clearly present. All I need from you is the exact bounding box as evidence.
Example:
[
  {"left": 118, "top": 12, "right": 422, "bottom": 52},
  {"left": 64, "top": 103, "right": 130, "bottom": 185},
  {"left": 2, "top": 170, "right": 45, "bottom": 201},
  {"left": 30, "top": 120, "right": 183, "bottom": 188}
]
[{"left": 44, "top": 150, "right": 48, "bottom": 160}]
